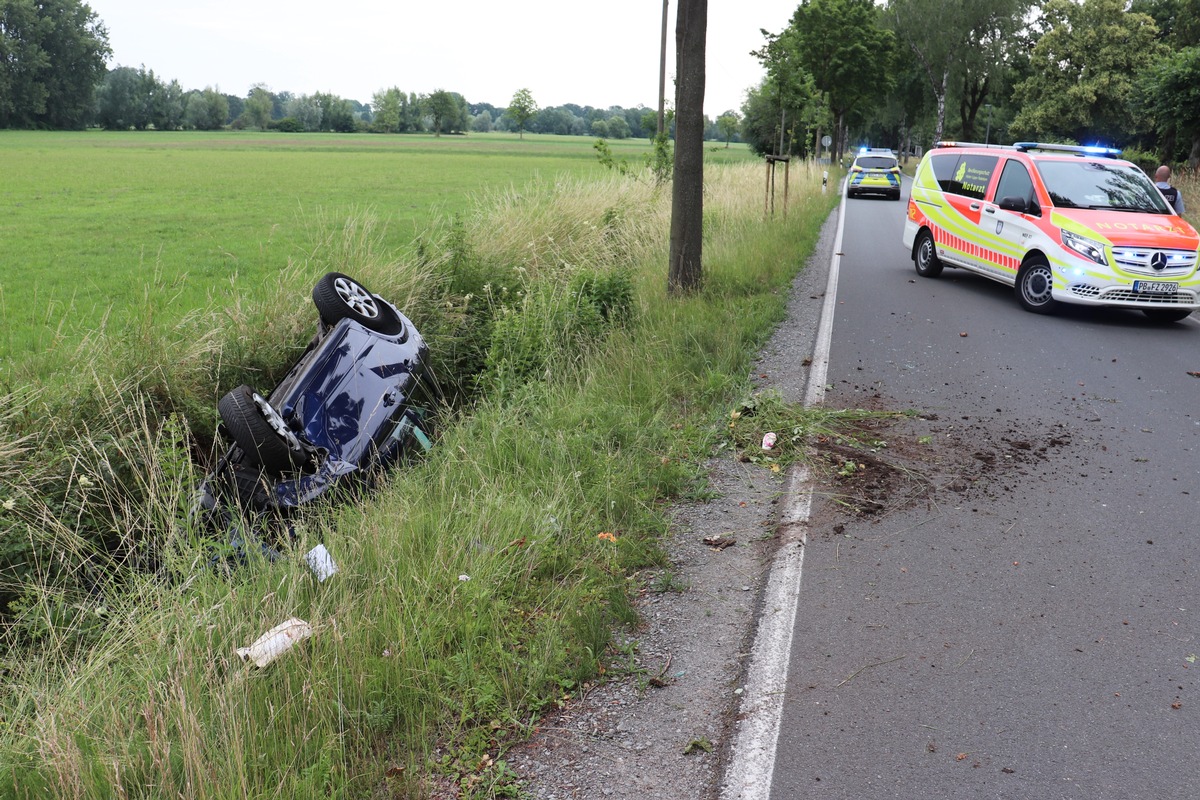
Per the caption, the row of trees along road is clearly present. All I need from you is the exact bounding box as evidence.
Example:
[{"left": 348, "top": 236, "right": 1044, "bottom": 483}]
[
  {"left": 1, "top": 0, "right": 743, "bottom": 143},
  {"left": 741, "top": 0, "right": 1200, "bottom": 170}
]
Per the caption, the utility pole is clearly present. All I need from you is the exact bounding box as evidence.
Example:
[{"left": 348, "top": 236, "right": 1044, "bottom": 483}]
[{"left": 658, "top": 0, "right": 669, "bottom": 135}]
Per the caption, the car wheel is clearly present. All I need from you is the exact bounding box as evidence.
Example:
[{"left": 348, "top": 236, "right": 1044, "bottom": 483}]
[
  {"left": 913, "top": 230, "right": 943, "bottom": 278},
  {"left": 312, "top": 272, "right": 404, "bottom": 335},
  {"left": 218, "top": 385, "right": 306, "bottom": 474},
  {"left": 1015, "top": 257, "right": 1059, "bottom": 314},
  {"left": 1142, "top": 308, "right": 1193, "bottom": 323}
]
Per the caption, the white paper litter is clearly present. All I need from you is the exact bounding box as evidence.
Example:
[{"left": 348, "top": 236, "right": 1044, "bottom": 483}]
[{"left": 236, "top": 617, "right": 313, "bottom": 668}]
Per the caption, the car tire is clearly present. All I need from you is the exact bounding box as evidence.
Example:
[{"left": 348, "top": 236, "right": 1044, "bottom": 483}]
[
  {"left": 218, "top": 384, "right": 306, "bottom": 474},
  {"left": 1015, "top": 257, "right": 1059, "bottom": 314},
  {"left": 913, "top": 230, "right": 943, "bottom": 278},
  {"left": 313, "top": 272, "right": 404, "bottom": 335},
  {"left": 1142, "top": 308, "right": 1193, "bottom": 323}
]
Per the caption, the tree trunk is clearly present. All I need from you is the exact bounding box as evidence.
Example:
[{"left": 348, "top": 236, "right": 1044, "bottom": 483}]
[
  {"left": 668, "top": 0, "right": 707, "bottom": 295},
  {"left": 1189, "top": 133, "right": 1200, "bottom": 171},
  {"left": 959, "top": 74, "right": 989, "bottom": 143},
  {"left": 832, "top": 111, "right": 846, "bottom": 163},
  {"left": 933, "top": 68, "right": 949, "bottom": 144}
]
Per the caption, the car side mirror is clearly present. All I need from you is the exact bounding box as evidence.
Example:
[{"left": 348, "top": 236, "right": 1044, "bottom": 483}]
[{"left": 998, "top": 195, "right": 1030, "bottom": 214}]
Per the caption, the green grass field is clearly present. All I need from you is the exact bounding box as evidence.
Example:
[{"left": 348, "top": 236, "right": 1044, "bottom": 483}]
[{"left": 0, "top": 130, "right": 755, "bottom": 364}]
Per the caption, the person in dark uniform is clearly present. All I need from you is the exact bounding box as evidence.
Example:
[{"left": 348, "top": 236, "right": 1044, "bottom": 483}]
[{"left": 1155, "top": 165, "right": 1185, "bottom": 215}]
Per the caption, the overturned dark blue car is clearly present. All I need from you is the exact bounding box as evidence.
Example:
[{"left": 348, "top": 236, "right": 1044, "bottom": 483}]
[{"left": 198, "top": 272, "right": 433, "bottom": 539}]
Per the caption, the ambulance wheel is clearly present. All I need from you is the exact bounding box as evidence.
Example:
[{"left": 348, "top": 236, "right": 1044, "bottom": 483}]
[
  {"left": 913, "top": 230, "right": 943, "bottom": 278},
  {"left": 1142, "top": 308, "right": 1193, "bottom": 323},
  {"left": 1015, "top": 257, "right": 1059, "bottom": 314}
]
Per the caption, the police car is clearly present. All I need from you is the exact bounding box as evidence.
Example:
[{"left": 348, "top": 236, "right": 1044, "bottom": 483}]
[
  {"left": 902, "top": 141, "right": 1200, "bottom": 321},
  {"left": 848, "top": 148, "right": 902, "bottom": 200}
]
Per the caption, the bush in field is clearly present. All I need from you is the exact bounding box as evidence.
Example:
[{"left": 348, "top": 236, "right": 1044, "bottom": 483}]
[{"left": 478, "top": 282, "right": 606, "bottom": 399}]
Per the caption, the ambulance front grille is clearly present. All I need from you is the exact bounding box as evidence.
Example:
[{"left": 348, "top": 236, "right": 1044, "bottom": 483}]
[{"left": 1110, "top": 247, "right": 1197, "bottom": 277}]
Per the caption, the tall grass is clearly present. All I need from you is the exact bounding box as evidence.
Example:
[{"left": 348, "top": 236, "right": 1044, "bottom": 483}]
[
  {"left": 0, "top": 159, "right": 840, "bottom": 798},
  {"left": 1171, "top": 166, "right": 1199, "bottom": 227}
]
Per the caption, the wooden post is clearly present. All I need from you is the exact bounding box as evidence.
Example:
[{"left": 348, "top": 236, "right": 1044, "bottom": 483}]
[
  {"left": 783, "top": 158, "right": 790, "bottom": 218},
  {"left": 764, "top": 159, "right": 771, "bottom": 218},
  {"left": 764, "top": 155, "right": 791, "bottom": 218}
]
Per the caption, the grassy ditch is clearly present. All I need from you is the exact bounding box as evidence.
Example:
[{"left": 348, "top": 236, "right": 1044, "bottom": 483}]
[{"left": 0, "top": 158, "right": 856, "bottom": 798}]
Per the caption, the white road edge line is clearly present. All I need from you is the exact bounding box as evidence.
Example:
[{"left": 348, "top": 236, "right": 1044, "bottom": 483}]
[{"left": 719, "top": 181, "right": 847, "bottom": 800}]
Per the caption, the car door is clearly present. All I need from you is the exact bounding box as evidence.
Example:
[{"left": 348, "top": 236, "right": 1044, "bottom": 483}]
[
  {"left": 979, "top": 157, "right": 1043, "bottom": 285},
  {"left": 930, "top": 153, "right": 1001, "bottom": 273}
]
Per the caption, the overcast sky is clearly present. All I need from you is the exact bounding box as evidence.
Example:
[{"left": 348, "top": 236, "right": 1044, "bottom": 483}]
[{"left": 87, "top": 1, "right": 798, "bottom": 119}]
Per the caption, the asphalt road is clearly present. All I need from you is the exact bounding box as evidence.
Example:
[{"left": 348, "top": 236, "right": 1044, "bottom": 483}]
[{"left": 769, "top": 179, "right": 1200, "bottom": 799}]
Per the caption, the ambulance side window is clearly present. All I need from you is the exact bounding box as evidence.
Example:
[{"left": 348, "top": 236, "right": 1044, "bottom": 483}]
[
  {"left": 949, "top": 155, "right": 998, "bottom": 200},
  {"left": 930, "top": 154, "right": 960, "bottom": 193},
  {"left": 994, "top": 159, "right": 1039, "bottom": 215}
]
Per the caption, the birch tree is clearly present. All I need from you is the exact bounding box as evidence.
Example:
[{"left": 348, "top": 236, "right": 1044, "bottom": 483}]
[{"left": 888, "top": 0, "right": 1031, "bottom": 145}]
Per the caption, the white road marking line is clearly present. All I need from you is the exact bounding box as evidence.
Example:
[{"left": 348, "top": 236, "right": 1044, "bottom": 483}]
[{"left": 719, "top": 184, "right": 846, "bottom": 800}]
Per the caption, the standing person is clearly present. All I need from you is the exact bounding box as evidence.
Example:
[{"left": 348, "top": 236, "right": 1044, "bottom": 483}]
[{"left": 1155, "top": 165, "right": 1186, "bottom": 215}]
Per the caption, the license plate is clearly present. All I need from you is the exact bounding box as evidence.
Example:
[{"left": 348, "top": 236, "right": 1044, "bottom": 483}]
[{"left": 1132, "top": 280, "right": 1178, "bottom": 295}]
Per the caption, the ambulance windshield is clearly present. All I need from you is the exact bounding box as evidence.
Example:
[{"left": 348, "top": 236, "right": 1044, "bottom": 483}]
[{"left": 1036, "top": 161, "right": 1170, "bottom": 214}]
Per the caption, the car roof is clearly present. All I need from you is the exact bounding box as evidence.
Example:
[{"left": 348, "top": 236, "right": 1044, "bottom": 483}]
[
  {"left": 854, "top": 150, "right": 897, "bottom": 161},
  {"left": 928, "top": 141, "right": 1125, "bottom": 161}
]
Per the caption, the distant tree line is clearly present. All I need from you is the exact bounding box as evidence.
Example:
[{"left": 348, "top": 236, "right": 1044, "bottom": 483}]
[
  {"left": 2, "top": 1, "right": 743, "bottom": 143},
  {"left": 1, "top": 0, "right": 744, "bottom": 144}
]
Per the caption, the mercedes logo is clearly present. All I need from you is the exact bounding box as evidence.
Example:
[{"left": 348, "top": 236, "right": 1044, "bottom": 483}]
[{"left": 1150, "top": 251, "right": 1169, "bottom": 271}]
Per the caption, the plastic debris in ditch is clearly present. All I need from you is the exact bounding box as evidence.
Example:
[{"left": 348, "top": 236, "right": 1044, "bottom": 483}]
[
  {"left": 304, "top": 543, "right": 339, "bottom": 582},
  {"left": 237, "top": 618, "right": 313, "bottom": 668}
]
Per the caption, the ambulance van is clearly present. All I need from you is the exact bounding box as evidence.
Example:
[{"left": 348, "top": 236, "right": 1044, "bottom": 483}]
[{"left": 902, "top": 141, "right": 1200, "bottom": 322}]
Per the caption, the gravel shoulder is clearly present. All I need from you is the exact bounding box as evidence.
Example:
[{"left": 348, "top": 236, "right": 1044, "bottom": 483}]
[{"left": 506, "top": 208, "right": 840, "bottom": 800}]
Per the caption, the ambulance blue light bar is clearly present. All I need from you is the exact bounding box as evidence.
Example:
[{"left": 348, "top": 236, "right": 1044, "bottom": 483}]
[
  {"left": 1013, "top": 142, "right": 1122, "bottom": 157},
  {"left": 935, "top": 141, "right": 1014, "bottom": 150}
]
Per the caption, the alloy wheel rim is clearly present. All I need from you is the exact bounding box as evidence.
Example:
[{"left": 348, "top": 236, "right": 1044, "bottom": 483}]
[{"left": 334, "top": 277, "right": 380, "bottom": 319}]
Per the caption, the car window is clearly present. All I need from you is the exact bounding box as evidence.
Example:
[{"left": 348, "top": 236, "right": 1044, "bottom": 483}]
[
  {"left": 953, "top": 155, "right": 998, "bottom": 200},
  {"left": 856, "top": 156, "right": 896, "bottom": 169},
  {"left": 930, "top": 153, "right": 998, "bottom": 200},
  {"left": 1035, "top": 160, "right": 1170, "bottom": 213},
  {"left": 994, "top": 159, "right": 1038, "bottom": 213}
]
